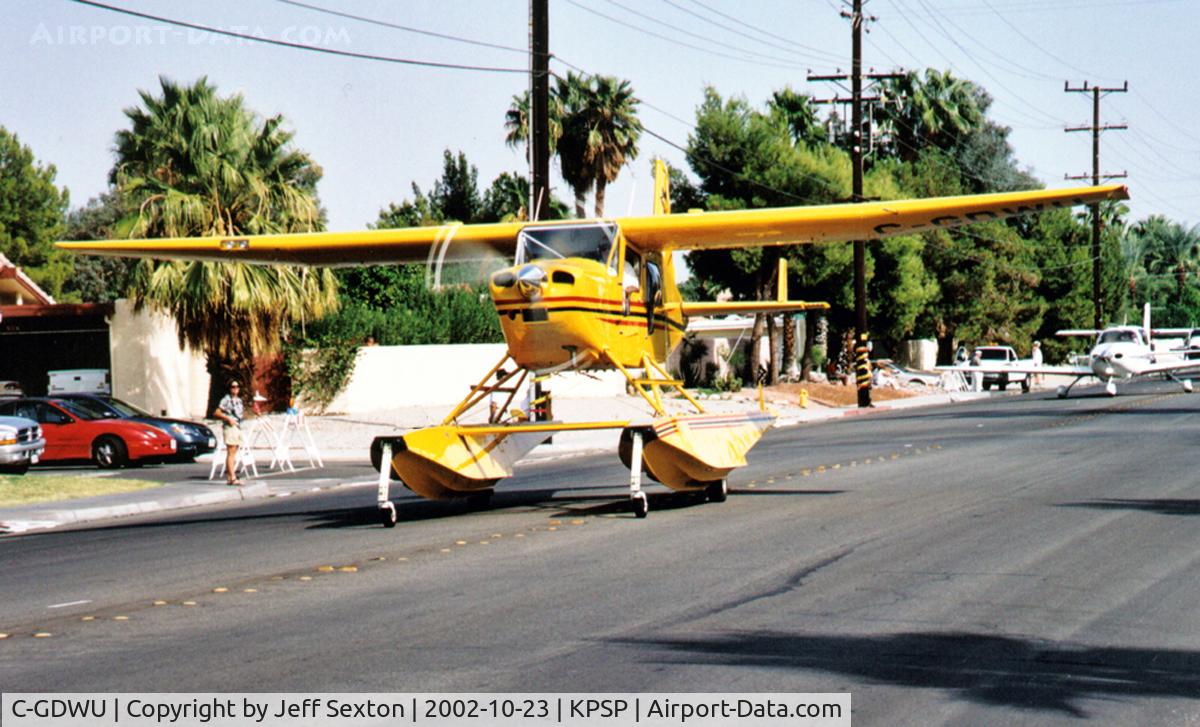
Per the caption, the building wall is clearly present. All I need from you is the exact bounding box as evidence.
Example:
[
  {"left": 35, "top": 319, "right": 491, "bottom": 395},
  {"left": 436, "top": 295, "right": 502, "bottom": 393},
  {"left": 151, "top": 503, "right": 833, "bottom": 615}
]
[
  {"left": 898, "top": 339, "right": 938, "bottom": 371},
  {"left": 108, "top": 299, "right": 210, "bottom": 418},
  {"left": 321, "top": 343, "right": 627, "bottom": 413}
]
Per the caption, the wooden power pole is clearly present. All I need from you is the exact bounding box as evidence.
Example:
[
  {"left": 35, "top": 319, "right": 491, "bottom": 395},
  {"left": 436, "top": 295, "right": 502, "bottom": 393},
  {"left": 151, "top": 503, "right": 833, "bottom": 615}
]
[
  {"left": 530, "top": 0, "right": 550, "bottom": 221},
  {"left": 809, "top": 0, "right": 900, "bottom": 407},
  {"left": 1065, "top": 81, "right": 1127, "bottom": 330}
]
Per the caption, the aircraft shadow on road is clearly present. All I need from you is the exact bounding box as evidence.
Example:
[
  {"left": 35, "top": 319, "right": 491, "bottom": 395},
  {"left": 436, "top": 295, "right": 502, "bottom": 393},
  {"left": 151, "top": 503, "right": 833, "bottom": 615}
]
[
  {"left": 614, "top": 630, "right": 1200, "bottom": 717},
  {"left": 1057, "top": 498, "right": 1200, "bottom": 516},
  {"left": 304, "top": 486, "right": 847, "bottom": 528}
]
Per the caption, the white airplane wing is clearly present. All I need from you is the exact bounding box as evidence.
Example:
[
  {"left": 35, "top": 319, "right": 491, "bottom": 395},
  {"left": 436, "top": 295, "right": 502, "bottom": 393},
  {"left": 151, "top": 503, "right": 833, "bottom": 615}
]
[
  {"left": 1133, "top": 358, "right": 1200, "bottom": 375},
  {"left": 936, "top": 364, "right": 1093, "bottom": 376}
]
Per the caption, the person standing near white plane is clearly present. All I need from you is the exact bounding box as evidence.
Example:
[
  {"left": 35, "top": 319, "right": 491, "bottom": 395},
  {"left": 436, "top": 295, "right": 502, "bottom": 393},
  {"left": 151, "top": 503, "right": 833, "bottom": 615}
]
[{"left": 1031, "top": 341, "right": 1043, "bottom": 386}]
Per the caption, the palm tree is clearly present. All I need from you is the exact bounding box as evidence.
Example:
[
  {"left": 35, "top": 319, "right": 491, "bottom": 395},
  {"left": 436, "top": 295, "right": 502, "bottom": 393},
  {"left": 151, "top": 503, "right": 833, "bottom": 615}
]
[
  {"left": 551, "top": 73, "right": 596, "bottom": 217},
  {"left": 769, "top": 87, "right": 825, "bottom": 147},
  {"left": 877, "top": 69, "right": 983, "bottom": 161},
  {"left": 576, "top": 74, "right": 642, "bottom": 217},
  {"left": 113, "top": 76, "right": 337, "bottom": 404},
  {"left": 505, "top": 72, "right": 641, "bottom": 218},
  {"left": 1133, "top": 215, "right": 1200, "bottom": 305}
]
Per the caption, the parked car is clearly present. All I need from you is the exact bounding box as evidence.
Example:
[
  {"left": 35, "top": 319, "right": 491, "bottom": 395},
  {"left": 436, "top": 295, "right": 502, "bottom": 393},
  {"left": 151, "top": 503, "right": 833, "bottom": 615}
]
[
  {"left": 0, "top": 398, "right": 176, "bottom": 468},
  {"left": 53, "top": 394, "right": 216, "bottom": 462},
  {"left": 873, "top": 359, "right": 941, "bottom": 387},
  {"left": 0, "top": 415, "right": 45, "bottom": 475}
]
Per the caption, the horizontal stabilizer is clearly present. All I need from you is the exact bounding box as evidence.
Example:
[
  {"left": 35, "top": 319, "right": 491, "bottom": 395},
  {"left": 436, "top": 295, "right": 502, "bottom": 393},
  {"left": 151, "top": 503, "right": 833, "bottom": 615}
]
[{"left": 679, "top": 300, "right": 829, "bottom": 317}]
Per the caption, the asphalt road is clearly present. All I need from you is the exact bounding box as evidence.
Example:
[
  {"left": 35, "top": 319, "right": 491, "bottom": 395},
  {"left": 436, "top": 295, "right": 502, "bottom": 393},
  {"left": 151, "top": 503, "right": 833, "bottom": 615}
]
[{"left": 3, "top": 383, "right": 1200, "bottom": 725}]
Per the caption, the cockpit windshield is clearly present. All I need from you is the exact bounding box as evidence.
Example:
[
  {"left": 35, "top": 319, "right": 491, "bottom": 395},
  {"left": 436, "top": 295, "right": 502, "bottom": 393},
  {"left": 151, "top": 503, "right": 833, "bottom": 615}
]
[
  {"left": 518, "top": 223, "right": 617, "bottom": 268},
  {"left": 1098, "top": 329, "right": 1140, "bottom": 345}
]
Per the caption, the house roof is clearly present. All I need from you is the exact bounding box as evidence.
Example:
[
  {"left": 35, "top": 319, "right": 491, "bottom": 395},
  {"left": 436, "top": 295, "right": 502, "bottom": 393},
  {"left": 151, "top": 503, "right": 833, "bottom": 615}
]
[{"left": 0, "top": 253, "right": 55, "bottom": 305}]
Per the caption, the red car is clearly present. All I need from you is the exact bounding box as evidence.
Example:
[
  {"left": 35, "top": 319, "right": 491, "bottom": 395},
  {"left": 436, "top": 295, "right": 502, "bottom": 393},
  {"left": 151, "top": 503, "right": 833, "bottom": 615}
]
[{"left": 0, "top": 398, "right": 177, "bottom": 468}]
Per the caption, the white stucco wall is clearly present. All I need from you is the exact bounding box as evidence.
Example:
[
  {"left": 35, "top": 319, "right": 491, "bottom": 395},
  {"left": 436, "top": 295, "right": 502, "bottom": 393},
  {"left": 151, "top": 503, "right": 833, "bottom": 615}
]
[
  {"left": 898, "top": 339, "right": 939, "bottom": 371},
  {"left": 108, "top": 299, "right": 210, "bottom": 418},
  {"left": 321, "top": 343, "right": 627, "bottom": 413}
]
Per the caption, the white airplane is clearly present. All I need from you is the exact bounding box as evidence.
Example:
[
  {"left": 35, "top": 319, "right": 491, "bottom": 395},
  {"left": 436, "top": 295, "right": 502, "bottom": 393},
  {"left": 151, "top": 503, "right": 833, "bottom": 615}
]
[{"left": 952, "top": 305, "right": 1200, "bottom": 399}]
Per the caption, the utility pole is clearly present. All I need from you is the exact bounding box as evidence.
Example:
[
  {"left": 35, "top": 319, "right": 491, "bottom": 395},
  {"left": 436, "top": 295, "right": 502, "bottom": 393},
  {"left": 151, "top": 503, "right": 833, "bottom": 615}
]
[
  {"left": 530, "top": 0, "right": 550, "bottom": 221},
  {"left": 1065, "top": 81, "right": 1127, "bottom": 330},
  {"left": 808, "top": 0, "right": 901, "bottom": 408}
]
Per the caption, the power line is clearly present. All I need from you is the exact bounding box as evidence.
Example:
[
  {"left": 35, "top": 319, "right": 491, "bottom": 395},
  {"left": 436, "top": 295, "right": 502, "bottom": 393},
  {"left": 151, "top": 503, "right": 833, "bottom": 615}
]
[
  {"left": 672, "top": 0, "right": 845, "bottom": 63},
  {"left": 904, "top": 0, "right": 1065, "bottom": 126},
  {"left": 273, "top": 0, "right": 528, "bottom": 55},
  {"left": 560, "top": 0, "right": 816, "bottom": 71},
  {"left": 68, "top": 0, "right": 529, "bottom": 73},
  {"left": 598, "top": 0, "right": 817, "bottom": 66}
]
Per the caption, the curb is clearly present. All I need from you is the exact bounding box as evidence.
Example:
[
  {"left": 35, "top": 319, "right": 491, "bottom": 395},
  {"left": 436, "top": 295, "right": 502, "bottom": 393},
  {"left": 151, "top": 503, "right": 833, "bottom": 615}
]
[{"left": 0, "top": 482, "right": 270, "bottom": 535}]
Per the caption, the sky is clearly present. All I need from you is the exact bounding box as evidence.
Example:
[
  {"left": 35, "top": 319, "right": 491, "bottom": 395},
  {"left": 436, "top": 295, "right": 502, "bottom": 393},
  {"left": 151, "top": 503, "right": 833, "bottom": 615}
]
[{"left": 2, "top": 0, "right": 1197, "bottom": 233}]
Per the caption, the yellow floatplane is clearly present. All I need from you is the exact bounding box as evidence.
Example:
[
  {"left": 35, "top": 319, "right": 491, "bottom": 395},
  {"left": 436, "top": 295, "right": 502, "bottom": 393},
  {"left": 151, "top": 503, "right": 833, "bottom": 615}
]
[{"left": 60, "top": 162, "right": 1126, "bottom": 525}]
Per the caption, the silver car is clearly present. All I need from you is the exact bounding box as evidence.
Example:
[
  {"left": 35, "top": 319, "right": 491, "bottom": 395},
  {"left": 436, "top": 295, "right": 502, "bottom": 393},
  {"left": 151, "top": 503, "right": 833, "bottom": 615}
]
[{"left": 0, "top": 415, "right": 45, "bottom": 475}]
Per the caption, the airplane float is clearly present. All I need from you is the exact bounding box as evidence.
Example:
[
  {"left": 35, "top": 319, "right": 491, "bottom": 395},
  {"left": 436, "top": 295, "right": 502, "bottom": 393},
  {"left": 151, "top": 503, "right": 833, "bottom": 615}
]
[
  {"left": 953, "top": 304, "right": 1200, "bottom": 399},
  {"left": 59, "top": 162, "right": 1126, "bottom": 526}
]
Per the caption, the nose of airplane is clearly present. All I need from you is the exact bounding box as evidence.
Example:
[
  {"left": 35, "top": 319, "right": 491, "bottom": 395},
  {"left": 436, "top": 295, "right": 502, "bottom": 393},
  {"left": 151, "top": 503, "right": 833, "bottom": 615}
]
[{"left": 516, "top": 263, "right": 547, "bottom": 300}]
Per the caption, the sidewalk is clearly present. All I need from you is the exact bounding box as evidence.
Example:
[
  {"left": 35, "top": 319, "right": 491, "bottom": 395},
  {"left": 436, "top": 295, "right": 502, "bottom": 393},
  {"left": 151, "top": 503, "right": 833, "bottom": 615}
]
[{"left": 0, "top": 386, "right": 997, "bottom": 534}]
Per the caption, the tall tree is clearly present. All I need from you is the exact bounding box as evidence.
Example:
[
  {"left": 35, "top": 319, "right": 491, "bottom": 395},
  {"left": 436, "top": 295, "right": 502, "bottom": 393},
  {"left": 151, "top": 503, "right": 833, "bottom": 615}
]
[
  {"left": 1128, "top": 215, "right": 1200, "bottom": 325},
  {"left": 507, "top": 72, "right": 642, "bottom": 217},
  {"left": 60, "top": 189, "right": 136, "bottom": 303},
  {"left": 574, "top": 74, "right": 642, "bottom": 217},
  {"left": 683, "top": 87, "right": 856, "bottom": 383},
  {"left": 0, "top": 126, "right": 70, "bottom": 297},
  {"left": 113, "top": 76, "right": 337, "bottom": 402},
  {"left": 877, "top": 69, "right": 983, "bottom": 163}
]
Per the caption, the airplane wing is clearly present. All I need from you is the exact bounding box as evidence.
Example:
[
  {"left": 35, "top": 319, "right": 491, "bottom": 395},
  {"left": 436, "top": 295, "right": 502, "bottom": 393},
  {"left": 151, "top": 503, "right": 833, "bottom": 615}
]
[
  {"left": 936, "top": 364, "right": 1094, "bottom": 376},
  {"left": 676, "top": 300, "right": 829, "bottom": 317},
  {"left": 1131, "top": 358, "right": 1200, "bottom": 375},
  {"left": 619, "top": 184, "right": 1128, "bottom": 252},
  {"left": 56, "top": 221, "right": 526, "bottom": 267},
  {"left": 57, "top": 184, "right": 1128, "bottom": 266},
  {"left": 1056, "top": 329, "right": 1101, "bottom": 337}
]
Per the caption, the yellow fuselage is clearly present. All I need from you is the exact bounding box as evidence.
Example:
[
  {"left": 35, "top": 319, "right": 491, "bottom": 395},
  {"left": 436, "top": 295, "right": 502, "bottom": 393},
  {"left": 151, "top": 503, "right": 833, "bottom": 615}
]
[{"left": 488, "top": 254, "right": 685, "bottom": 371}]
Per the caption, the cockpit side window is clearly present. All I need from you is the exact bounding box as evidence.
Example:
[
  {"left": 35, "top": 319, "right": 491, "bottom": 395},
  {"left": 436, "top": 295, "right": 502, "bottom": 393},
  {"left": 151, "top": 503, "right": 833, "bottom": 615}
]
[{"left": 517, "top": 223, "right": 617, "bottom": 266}]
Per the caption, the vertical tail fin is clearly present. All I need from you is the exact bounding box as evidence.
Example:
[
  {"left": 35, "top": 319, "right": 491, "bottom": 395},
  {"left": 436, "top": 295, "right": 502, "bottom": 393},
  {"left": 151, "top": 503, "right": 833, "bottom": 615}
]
[
  {"left": 1144, "top": 302, "right": 1152, "bottom": 345},
  {"left": 652, "top": 158, "right": 671, "bottom": 215}
]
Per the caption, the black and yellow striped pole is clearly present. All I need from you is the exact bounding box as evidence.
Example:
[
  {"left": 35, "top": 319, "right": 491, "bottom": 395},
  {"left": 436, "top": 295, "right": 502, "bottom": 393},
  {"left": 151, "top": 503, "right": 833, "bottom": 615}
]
[{"left": 855, "top": 332, "right": 873, "bottom": 408}]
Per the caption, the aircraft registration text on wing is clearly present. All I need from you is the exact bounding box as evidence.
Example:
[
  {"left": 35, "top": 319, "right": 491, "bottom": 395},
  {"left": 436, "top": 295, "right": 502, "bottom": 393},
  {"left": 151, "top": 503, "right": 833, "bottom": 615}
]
[{"left": 58, "top": 161, "right": 1128, "bottom": 525}]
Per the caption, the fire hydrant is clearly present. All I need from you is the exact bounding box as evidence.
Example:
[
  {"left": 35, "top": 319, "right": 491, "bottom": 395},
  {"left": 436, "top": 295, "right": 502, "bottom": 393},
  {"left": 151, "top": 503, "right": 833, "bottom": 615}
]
[{"left": 799, "top": 388, "right": 809, "bottom": 409}]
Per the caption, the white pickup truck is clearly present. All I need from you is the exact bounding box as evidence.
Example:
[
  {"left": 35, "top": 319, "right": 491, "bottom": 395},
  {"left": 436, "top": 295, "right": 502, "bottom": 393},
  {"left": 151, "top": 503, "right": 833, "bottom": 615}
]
[
  {"left": 0, "top": 415, "right": 45, "bottom": 475},
  {"left": 974, "top": 345, "right": 1031, "bottom": 392}
]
